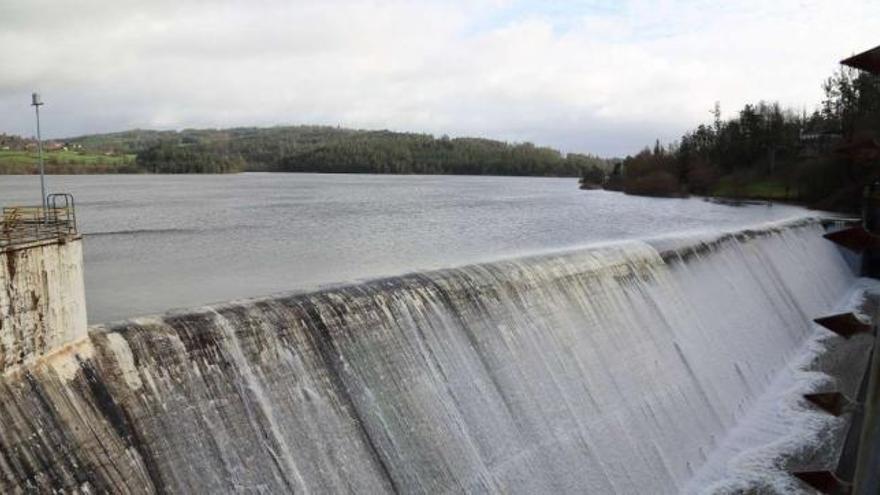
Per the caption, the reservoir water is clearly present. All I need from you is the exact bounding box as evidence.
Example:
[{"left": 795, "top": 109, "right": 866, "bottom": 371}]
[{"left": 1, "top": 173, "right": 809, "bottom": 322}]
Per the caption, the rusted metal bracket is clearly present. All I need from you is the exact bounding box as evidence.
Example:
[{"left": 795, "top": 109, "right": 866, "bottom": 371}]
[
  {"left": 803, "top": 392, "right": 856, "bottom": 416},
  {"left": 814, "top": 313, "right": 874, "bottom": 339},
  {"left": 792, "top": 470, "right": 852, "bottom": 495},
  {"left": 824, "top": 226, "right": 880, "bottom": 253}
]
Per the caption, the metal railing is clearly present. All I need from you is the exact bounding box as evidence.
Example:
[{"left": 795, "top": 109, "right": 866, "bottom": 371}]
[{"left": 1, "top": 193, "right": 77, "bottom": 248}]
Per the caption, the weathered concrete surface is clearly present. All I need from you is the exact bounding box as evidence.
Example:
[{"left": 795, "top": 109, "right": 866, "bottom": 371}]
[
  {"left": 0, "top": 220, "right": 868, "bottom": 494},
  {"left": 0, "top": 237, "right": 87, "bottom": 373},
  {"left": 854, "top": 322, "right": 880, "bottom": 495}
]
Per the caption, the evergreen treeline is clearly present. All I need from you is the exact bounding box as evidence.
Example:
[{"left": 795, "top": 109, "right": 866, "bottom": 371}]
[
  {"left": 59, "top": 126, "right": 610, "bottom": 177},
  {"left": 606, "top": 67, "right": 880, "bottom": 210},
  {"left": 278, "top": 132, "right": 605, "bottom": 176},
  {"left": 136, "top": 142, "right": 246, "bottom": 173}
]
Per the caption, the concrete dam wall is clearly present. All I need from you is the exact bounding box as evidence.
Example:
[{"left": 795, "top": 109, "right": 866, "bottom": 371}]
[{"left": 0, "top": 219, "right": 868, "bottom": 494}]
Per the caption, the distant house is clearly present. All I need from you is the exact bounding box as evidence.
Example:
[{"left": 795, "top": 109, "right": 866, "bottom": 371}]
[{"left": 798, "top": 130, "right": 842, "bottom": 157}]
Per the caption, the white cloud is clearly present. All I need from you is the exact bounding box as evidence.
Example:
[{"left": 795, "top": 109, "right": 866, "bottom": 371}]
[{"left": 0, "top": 0, "right": 877, "bottom": 156}]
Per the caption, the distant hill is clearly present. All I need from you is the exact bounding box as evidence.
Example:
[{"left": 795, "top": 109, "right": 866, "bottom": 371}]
[
  {"left": 0, "top": 125, "right": 608, "bottom": 177},
  {"left": 0, "top": 132, "right": 138, "bottom": 174}
]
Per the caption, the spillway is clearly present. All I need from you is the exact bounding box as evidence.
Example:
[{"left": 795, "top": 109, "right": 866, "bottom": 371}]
[{"left": 0, "top": 217, "right": 871, "bottom": 494}]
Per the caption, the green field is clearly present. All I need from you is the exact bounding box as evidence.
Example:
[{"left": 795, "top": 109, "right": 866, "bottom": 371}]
[
  {"left": 712, "top": 178, "right": 796, "bottom": 201},
  {"left": 0, "top": 150, "right": 138, "bottom": 174}
]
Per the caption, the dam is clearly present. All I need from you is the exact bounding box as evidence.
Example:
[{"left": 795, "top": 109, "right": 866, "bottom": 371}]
[{"left": 0, "top": 209, "right": 877, "bottom": 493}]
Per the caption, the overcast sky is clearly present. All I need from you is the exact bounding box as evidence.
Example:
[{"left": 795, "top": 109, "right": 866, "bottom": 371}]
[{"left": 1, "top": 0, "right": 877, "bottom": 156}]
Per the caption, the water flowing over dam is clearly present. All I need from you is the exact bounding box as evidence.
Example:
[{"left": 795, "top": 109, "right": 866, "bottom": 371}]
[{"left": 0, "top": 218, "right": 869, "bottom": 493}]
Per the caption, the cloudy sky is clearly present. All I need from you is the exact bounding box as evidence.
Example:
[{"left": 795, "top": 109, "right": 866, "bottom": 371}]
[{"left": 1, "top": 0, "right": 877, "bottom": 156}]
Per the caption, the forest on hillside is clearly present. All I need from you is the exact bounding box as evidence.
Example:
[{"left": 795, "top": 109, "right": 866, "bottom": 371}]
[
  {"left": 598, "top": 66, "right": 880, "bottom": 211},
  {"left": 132, "top": 128, "right": 609, "bottom": 177},
  {"left": 1, "top": 126, "right": 610, "bottom": 178}
]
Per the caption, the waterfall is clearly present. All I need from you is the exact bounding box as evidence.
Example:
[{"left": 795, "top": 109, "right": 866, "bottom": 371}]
[{"left": 0, "top": 218, "right": 858, "bottom": 494}]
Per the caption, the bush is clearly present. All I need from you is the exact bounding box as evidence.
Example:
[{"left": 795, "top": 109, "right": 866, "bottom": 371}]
[
  {"left": 579, "top": 165, "right": 606, "bottom": 189},
  {"left": 625, "top": 171, "right": 682, "bottom": 197},
  {"left": 686, "top": 157, "right": 721, "bottom": 195},
  {"left": 796, "top": 156, "right": 851, "bottom": 203}
]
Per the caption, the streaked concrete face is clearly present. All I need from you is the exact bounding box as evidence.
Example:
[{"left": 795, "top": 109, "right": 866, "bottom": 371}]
[
  {"left": 0, "top": 237, "right": 87, "bottom": 373},
  {"left": 0, "top": 220, "right": 863, "bottom": 493}
]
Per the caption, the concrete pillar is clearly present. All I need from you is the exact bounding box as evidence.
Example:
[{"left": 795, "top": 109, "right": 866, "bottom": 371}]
[{"left": 0, "top": 237, "right": 87, "bottom": 372}]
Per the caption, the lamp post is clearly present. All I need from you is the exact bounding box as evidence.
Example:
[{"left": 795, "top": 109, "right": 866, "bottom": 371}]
[{"left": 31, "top": 92, "right": 47, "bottom": 221}]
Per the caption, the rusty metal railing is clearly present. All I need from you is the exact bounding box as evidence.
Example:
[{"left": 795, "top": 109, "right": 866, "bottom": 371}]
[{"left": 1, "top": 193, "right": 77, "bottom": 248}]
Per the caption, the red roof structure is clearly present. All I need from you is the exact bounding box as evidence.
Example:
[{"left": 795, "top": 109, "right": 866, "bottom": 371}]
[{"left": 841, "top": 44, "right": 880, "bottom": 75}]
